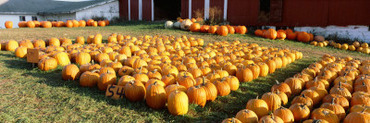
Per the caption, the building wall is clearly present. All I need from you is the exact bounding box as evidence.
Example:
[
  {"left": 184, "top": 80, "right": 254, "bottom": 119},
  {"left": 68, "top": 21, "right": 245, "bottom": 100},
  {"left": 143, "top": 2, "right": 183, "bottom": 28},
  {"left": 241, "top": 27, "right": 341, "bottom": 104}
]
[
  {"left": 42, "top": 14, "right": 76, "bottom": 22},
  {"left": 0, "top": 14, "right": 41, "bottom": 28},
  {"left": 76, "top": 1, "right": 120, "bottom": 21}
]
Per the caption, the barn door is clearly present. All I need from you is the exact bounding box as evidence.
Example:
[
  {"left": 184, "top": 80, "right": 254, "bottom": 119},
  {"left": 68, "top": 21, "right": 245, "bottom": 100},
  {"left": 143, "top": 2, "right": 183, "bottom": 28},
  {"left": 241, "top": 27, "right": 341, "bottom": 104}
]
[{"left": 269, "top": 0, "right": 283, "bottom": 22}]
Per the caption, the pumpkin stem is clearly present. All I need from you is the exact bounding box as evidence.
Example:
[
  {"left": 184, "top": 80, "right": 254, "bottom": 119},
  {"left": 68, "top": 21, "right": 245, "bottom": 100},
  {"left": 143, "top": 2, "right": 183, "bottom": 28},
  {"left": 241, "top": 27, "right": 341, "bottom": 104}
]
[
  {"left": 331, "top": 98, "right": 335, "bottom": 104},
  {"left": 92, "top": 60, "right": 95, "bottom": 65},
  {"left": 275, "top": 80, "right": 280, "bottom": 84},
  {"left": 256, "top": 95, "right": 259, "bottom": 99}
]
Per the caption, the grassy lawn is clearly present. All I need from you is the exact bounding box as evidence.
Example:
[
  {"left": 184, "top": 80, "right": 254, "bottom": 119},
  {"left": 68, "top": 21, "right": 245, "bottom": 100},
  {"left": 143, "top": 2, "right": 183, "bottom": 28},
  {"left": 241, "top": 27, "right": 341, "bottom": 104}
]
[{"left": 0, "top": 22, "right": 368, "bottom": 122}]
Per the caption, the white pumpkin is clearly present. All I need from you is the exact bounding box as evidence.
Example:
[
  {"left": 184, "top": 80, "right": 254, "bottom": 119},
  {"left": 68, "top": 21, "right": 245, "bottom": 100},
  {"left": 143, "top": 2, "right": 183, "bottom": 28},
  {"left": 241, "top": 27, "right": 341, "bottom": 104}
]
[
  {"left": 164, "top": 21, "right": 173, "bottom": 29},
  {"left": 180, "top": 19, "right": 192, "bottom": 30},
  {"left": 173, "top": 21, "right": 181, "bottom": 29}
]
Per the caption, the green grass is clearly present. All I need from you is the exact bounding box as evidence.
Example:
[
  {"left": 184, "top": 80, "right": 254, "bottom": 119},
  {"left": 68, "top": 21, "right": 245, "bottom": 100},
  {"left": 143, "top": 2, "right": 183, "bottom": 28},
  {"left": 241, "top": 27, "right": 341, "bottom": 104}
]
[{"left": 0, "top": 22, "right": 369, "bottom": 122}]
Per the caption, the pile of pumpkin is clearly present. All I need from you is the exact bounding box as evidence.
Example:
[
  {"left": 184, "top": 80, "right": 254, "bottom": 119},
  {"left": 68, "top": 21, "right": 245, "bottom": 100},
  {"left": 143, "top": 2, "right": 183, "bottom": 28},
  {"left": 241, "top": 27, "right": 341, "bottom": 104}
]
[
  {"left": 3, "top": 19, "right": 109, "bottom": 29},
  {"left": 165, "top": 18, "right": 247, "bottom": 36},
  {"left": 253, "top": 28, "right": 370, "bottom": 54},
  {"left": 222, "top": 54, "right": 370, "bottom": 123},
  {"left": 1, "top": 34, "right": 303, "bottom": 116}
]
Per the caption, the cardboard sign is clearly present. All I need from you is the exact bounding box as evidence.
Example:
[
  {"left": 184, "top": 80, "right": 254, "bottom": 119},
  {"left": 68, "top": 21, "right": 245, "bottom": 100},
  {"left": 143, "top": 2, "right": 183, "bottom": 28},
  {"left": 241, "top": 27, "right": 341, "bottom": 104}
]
[
  {"left": 105, "top": 84, "right": 125, "bottom": 100},
  {"left": 27, "top": 48, "right": 39, "bottom": 63}
]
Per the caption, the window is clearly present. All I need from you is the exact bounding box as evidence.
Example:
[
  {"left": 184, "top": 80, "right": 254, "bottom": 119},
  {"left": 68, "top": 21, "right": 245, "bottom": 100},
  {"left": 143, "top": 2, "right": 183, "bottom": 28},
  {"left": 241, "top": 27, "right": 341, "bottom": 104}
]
[
  {"left": 19, "top": 16, "right": 25, "bottom": 21},
  {"left": 32, "top": 16, "right": 37, "bottom": 21}
]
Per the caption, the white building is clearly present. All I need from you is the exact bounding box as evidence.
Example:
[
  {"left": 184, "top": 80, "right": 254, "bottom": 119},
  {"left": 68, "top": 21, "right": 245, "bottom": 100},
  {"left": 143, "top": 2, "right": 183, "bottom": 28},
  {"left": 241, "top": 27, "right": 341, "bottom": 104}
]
[{"left": 0, "top": 0, "right": 119, "bottom": 28}]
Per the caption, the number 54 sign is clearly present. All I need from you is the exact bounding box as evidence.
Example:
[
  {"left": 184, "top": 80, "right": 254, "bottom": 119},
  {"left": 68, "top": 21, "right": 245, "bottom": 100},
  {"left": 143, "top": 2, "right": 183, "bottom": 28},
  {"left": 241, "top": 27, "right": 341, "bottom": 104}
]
[{"left": 105, "top": 84, "right": 125, "bottom": 100}]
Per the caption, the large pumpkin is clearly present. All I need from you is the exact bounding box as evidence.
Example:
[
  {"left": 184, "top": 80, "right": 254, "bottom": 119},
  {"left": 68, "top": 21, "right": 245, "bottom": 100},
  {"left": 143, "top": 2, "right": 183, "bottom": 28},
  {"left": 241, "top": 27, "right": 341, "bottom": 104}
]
[
  {"left": 320, "top": 98, "right": 346, "bottom": 120},
  {"left": 79, "top": 71, "right": 100, "bottom": 87},
  {"left": 190, "top": 23, "right": 201, "bottom": 32},
  {"left": 146, "top": 82, "right": 167, "bottom": 109},
  {"left": 62, "top": 64, "right": 80, "bottom": 80},
  {"left": 310, "top": 108, "right": 339, "bottom": 123},
  {"left": 246, "top": 96, "right": 269, "bottom": 118},
  {"left": 38, "top": 57, "right": 58, "bottom": 71},
  {"left": 187, "top": 85, "right": 207, "bottom": 107},
  {"left": 167, "top": 90, "right": 188, "bottom": 115},
  {"left": 289, "top": 103, "right": 310, "bottom": 121},
  {"left": 53, "top": 52, "right": 71, "bottom": 66},
  {"left": 286, "top": 32, "right": 297, "bottom": 40},
  {"left": 97, "top": 71, "right": 117, "bottom": 91},
  {"left": 14, "top": 46, "right": 27, "bottom": 58},
  {"left": 265, "top": 29, "right": 278, "bottom": 40},
  {"left": 261, "top": 92, "right": 282, "bottom": 111},
  {"left": 124, "top": 80, "right": 146, "bottom": 102},
  {"left": 297, "top": 32, "right": 311, "bottom": 43},
  {"left": 217, "top": 26, "right": 229, "bottom": 36},
  {"left": 236, "top": 26, "right": 247, "bottom": 34},
  {"left": 235, "top": 109, "right": 258, "bottom": 123},
  {"left": 273, "top": 106, "right": 294, "bottom": 123},
  {"left": 76, "top": 52, "right": 91, "bottom": 65},
  {"left": 343, "top": 110, "right": 370, "bottom": 123},
  {"left": 6, "top": 40, "right": 19, "bottom": 52}
]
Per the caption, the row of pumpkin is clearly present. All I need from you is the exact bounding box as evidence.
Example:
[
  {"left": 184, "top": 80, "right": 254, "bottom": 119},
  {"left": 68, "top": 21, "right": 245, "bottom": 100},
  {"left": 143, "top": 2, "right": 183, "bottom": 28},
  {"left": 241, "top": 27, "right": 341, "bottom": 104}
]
[
  {"left": 222, "top": 54, "right": 370, "bottom": 123},
  {"left": 165, "top": 19, "right": 248, "bottom": 36},
  {"left": 254, "top": 28, "right": 370, "bottom": 54},
  {"left": 1, "top": 34, "right": 303, "bottom": 116},
  {"left": 3, "top": 19, "right": 110, "bottom": 29}
]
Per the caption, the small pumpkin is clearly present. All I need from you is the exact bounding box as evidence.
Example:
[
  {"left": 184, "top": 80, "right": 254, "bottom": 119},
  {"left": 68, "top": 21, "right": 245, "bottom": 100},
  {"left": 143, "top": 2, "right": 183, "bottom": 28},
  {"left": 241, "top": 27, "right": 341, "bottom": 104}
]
[{"left": 62, "top": 64, "right": 80, "bottom": 80}]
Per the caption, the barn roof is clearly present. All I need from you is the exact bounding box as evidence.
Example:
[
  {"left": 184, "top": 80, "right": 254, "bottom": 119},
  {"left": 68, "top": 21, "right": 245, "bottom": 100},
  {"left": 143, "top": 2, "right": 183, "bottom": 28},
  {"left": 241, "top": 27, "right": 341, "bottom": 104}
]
[{"left": 0, "top": 0, "right": 116, "bottom": 15}]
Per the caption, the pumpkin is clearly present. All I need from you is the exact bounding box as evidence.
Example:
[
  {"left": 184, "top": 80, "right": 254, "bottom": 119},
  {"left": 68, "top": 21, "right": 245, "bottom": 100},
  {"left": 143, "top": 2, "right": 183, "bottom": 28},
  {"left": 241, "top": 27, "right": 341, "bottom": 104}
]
[
  {"left": 62, "top": 64, "right": 80, "bottom": 80},
  {"left": 26, "top": 21, "right": 35, "bottom": 28},
  {"left": 271, "top": 80, "right": 292, "bottom": 97},
  {"left": 76, "top": 52, "right": 91, "bottom": 65},
  {"left": 225, "top": 76, "right": 240, "bottom": 91},
  {"left": 6, "top": 40, "right": 19, "bottom": 52},
  {"left": 227, "top": 26, "right": 235, "bottom": 34},
  {"left": 274, "top": 90, "right": 288, "bottom": 106},
  {"left": 330, "top": 82, "right": 352, "bottom": 100},
  {"left": 236, "top": 67, "right": 254, "bottom": 82},
  {"left": 33, "top": 40, "right": 46, "bottom": 48},
  {"left": 311, "top": 108, "right": 339, "bottom": 123},
  {"left": 273, "top": 106, "right": 294, "bottom": 123},
  {"left": 297, "top": 32, "right": 311, "bottom": 43},
  {"left": 201, "top": 79, "right": 218, "bottom": 101},
  {"left": 165, "top": 82, "right": 187, "bottom": 98},
  {"left": 97, "top": 71, "right": 117, "bottom": 91},
  {"left": 48, "top": 38, "right": 60, "bottom": 47},
  {"left": 38, "top": 57, "right": 58, "bottom": 71},
  {"left": 180, "top": 19, "right": 193, "bottom": 30},
  {"left": 98, "top": 21, "right": 106, "bottom": 27},
  {"left": 323, "top": 94, "right": 349, "bottom": 110},
  {"left": 354, "top": 82, "right": 370, "bottom": 93},
  {"left": 222, "top": 118, "right": 242, "bottom": 123},
  {"left": 187, "top": 85, "right": 207, "bottom": 107},
  {"left": 246, "top": 96, "right": 269, "bottom": 118},
  {"left": 42, "top": 21, "right": 52, "bottom": 28},
  {"left": 289, "top": 103, "right": 310, "bottom": 121},
  {"left": 200, "top": 25, "right": 210, "bottom": 33},
  {"left": 343, "top": 111, "right": 370, "bottom": 123},
  {"left": 167, "top": 90, "right": 188, "bottom": 115},
  {"left": 291, "top": 94, "right": 314, "bottom": 109},
  {"left": 15, "top": 46, "right": 27, "bottom": 58},
  {"left": 66, "top": 20, "right": 73, "bottom": 28},
  {"left": 247, "top": 64, "right": 260, "bottom": 79},
  {"left": 164, "top": 21, "right": 173, "bottom": 29},
  {"left": 178, "top": 73, "right": 195, "bottom": 89},
  {"left": 79, "top": 70, "right": 99, "bottom": 87},
  {"left": 190, "top": 23, "right": 201, "bottom": 32},
  {"left": 259, "top": 114, "right": 284, "bottom": 123},
  {"left": 117, "top": 75, "right": 135, "bottom": 86},
  {"left": 265, "top": 29, "right": 278, "bottom": 40},
  {"left": 350, "top": 105, "right": 370, "bottom": 113},
  {"left": 173, "top": 21, "right": 181, "bottom": 28},
  {"left": 214, "top": 78, "right": 231, "bottom": 96},
  {"left": 5, "top": 21, "right": 13, "bottom": 28},
  {"left": 262, "top": 92, "right": 282, "bottom": 111},
  {"left": 235, "top": 109, "right": 258, "bottom": 123},
  {"left": 79, "top": 20, "right": 86, "bottom": 27},
  {"left": 265, "top": 58, "right": 276, "bottom": 74},
  {"left": 284, "top": 77, "right": 303, "bottom": 96},
  {"left": 301, "top": 89, "right": 320, "bottom": 105},
  {"left": 146, "top": 82, "right": 167, "bottom": 109},
  {"left": 53, "top": 52, "right": 70, "bottom": 66},
  {"left": 320, "top": 98, "right": 346, "bottom": 120},
  {"left": 124, "top": 80, "right": 146, "bottom": 102},
  {"left": 302, "top": 119, "right": 329, "bottom": 123},
  {"left": 351, "top": 91, "right": 370, "bottom": 107},
  {"left": 217, "top": 26, "right": 229, "bottom": 36},
  {"left": 258, "top": 62, "right": 269, "bottom": 77},
  {"left": 236, "top": 26, "right": 247, "bottom": 34},
  {"left": 276, "top": 32, "right": 286, "bottom": 40},
  {"left": 208, "top": 26, "right": 218, "bottom": 34},
  {"left": 315, "top": 35, "right": 325, "bottom": 42},
  {"left": 286, "top": 32, "right": 297, "bottom": 40},
  {"left": 254, "top": 29, "right": 263, "bottom": 36}
]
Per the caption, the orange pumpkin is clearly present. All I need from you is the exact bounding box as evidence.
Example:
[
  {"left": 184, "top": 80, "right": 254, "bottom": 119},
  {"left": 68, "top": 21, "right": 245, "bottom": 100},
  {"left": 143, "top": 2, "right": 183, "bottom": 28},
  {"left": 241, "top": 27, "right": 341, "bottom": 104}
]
[
  {"left": 66, "top": 20, "right": 73, "bottom": 28},
  {"left": 227, "top": 26, "right": 235, "bottom": 34},
  {"left": 276, "top": 32, "right": 286, "bottom": 40},
  {"left": 98, "top": 21, "right": 106, "bottom": 27},
  {"left": 254, "top": 29, "right": 263, "bottom": 36},
  {"left": 208, "top": 26, "right": 217, "bottom": 34},
  {"left": 200, "top": 25, "right": 210, "bottom": 33},
  {"left": 5, "top": 21, "right": 13, "bottom": 29},
  {"left": 42, "top": 21, "right": 52, "bottom": 28},
  {"left": 286, "top": 32, "right": 297, "bottom": 40},
  {"left": 297, "top": 32, "right": 311, "bottom": 42},
  {"left": 79, "top": 20, "right": 86, "bottom": 27},
  {"left": 190, "top": 23, "right": 201, "bottom": 32},
  {"left": 236, "top": 26, "right": 247, "bottom": 34},
  {"left": 217, "top": 26, "right": 229, "bottom": 36},
  {"left": 264, "top": 29, "right": 277, "bottom": 40},
  {"left": 26, "top": 21, "right": 35, "bottom": 28}
]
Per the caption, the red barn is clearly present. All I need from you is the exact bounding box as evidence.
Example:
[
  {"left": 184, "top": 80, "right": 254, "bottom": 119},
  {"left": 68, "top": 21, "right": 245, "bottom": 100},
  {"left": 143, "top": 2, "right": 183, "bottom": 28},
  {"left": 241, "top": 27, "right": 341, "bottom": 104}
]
[{"left": 119, "top": 0, "right": 370, "bottom": 27}]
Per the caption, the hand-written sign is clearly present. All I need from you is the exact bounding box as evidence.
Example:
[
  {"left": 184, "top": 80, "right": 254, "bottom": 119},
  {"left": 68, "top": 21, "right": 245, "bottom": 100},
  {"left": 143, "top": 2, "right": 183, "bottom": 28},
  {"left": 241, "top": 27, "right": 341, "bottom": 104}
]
[
  {"left": 105, "top": 84, "right": 125, "bottom": 100},
  {"left": 27, "top": 48, "right": 39, "bottom": 63}
]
